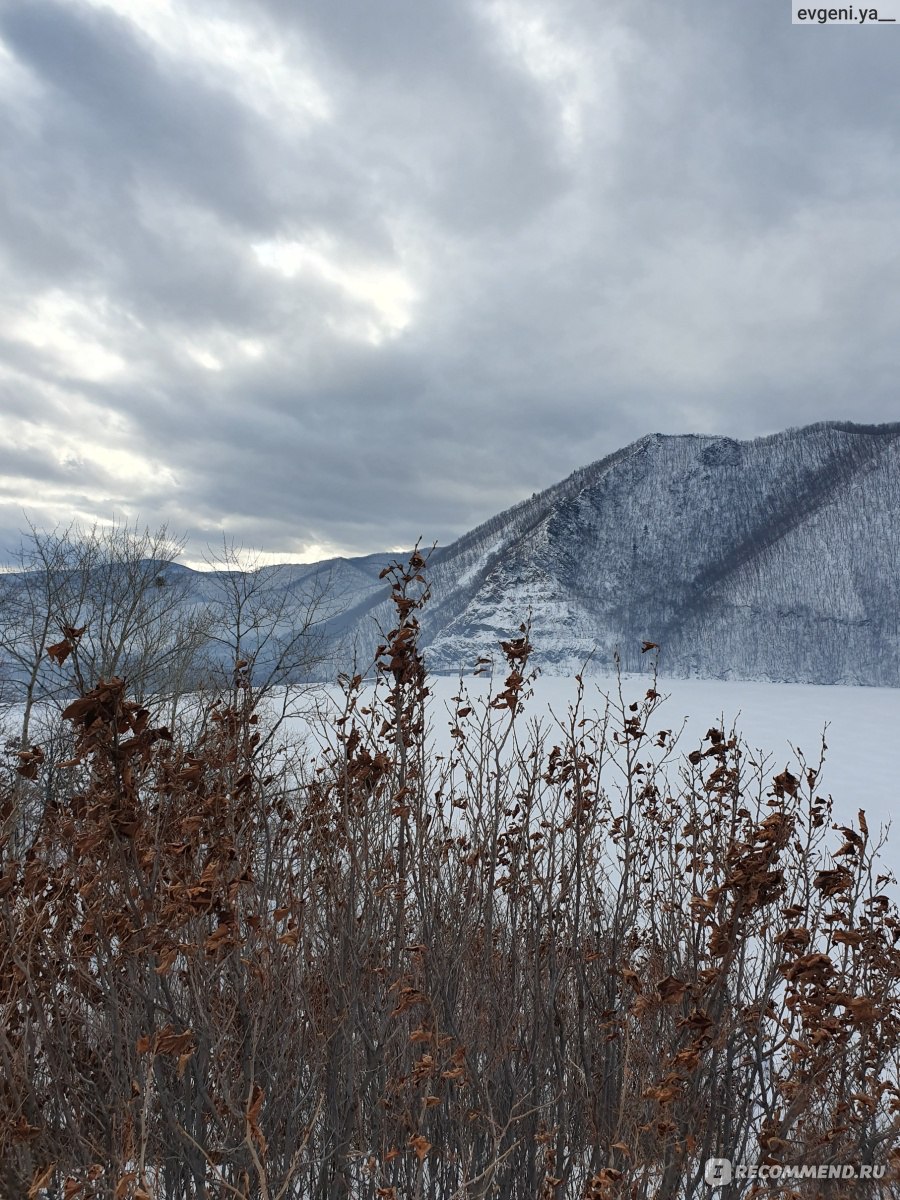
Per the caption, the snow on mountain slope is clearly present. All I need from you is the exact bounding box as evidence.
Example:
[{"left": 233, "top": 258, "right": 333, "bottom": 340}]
[
  {"left": 342, "top": 420, "right": 900, "bottom": 684},
  {"left": 8, "top": 421, "right": 893, "bottom": 687}
]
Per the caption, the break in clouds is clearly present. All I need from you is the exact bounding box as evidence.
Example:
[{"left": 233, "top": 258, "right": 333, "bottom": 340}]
[{"left": 2, "top": 0, "right": 900, "bottom": 563}]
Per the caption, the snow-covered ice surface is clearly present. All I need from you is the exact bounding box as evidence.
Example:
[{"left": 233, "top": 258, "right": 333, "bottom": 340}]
[
  {"left": 593, "top": 674, "right": 897, "bottom": 860},
  {"left": 300, "top": 673, "right": 900, "bottom": 883}
]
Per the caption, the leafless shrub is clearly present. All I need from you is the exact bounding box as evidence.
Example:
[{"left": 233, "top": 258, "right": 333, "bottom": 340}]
[{"left": 1, "top": 548, "right": 898, "bottom": 1200}]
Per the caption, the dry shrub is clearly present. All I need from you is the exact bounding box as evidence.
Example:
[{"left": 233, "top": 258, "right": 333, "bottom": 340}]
[{"left": 1, "top": 549, "right": 898, "bottom": 1199}]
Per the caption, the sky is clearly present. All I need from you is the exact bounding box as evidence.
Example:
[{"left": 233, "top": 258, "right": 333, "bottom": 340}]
[{"left": 2, "top": 0, "right": 900, "bottom": 567}]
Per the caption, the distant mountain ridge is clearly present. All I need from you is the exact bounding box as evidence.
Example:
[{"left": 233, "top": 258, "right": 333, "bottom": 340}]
[
  {"left": 322, "top": 420, "right": 900, "bottom": 685},
  {"left": 10, "top": 421, "right": 895, "bottom": 687}
]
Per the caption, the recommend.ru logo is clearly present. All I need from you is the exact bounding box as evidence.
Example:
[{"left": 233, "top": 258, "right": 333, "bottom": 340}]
[
  {"left": 705, "top": 1158, "right": 886, "bottom": 1186},
  {"left": 705, "top": 1159, "right": 732, "bottom": 1186}
]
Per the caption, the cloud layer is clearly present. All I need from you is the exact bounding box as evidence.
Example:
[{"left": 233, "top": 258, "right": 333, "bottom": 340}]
[{"left": 2, "top": 0, "right": 899, "bottom": 563}]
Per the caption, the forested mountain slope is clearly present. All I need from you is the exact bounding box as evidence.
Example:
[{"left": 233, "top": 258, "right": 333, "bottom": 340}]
[
  {"left": 5, "top": 421, "right": 897, "bottom": 687},
  {"left": 340, "top": 420, "right": 900, "bottom": 684}
]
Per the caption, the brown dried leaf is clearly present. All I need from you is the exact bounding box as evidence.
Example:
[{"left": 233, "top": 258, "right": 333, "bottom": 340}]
[
  {"left": 155, "top": 1025, "right": 193, "bottom": 1056},
  {"left": 657, "top": 976, "right": 689, "bottom": 1004},
  {"left": 247, "top": 1083, "right": 267, "bottom": 1152},
  {"left": 409, "top": 1134, "right": 431, "bottom": 1161},
  {"left": 46, "top": 639, "right": 73, "bottom": 665},
  {"left": 114, "top": 1173, "right": 137, "bottom": 1200}
]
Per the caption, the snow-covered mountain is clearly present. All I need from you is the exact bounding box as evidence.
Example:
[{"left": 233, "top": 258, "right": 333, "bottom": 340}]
[
  {"left": 7, "top": 421, "right": 896, "bottom": 688},
  {"left": 331, "top": 420, "right": 900, "bottom": 684}
]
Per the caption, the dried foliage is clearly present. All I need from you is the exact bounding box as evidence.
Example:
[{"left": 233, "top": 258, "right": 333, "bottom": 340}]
[{"left": 0, "top": 548, "right": 898, "bottom": 1199}]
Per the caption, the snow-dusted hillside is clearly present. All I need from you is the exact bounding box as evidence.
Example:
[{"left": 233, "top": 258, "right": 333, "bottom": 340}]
[
  {"left": 6, "top": 421, "right": 896, "bottom": 687},
  {"left": 339, "top": 420, "right": 900, "bottom": 685}
]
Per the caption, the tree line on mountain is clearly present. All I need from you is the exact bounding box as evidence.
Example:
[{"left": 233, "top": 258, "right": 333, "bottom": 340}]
[
  {"left": 0, "top": 534, "right": 899, "bottom": 1198},
  {"left": 345, "top": 423, "right": 900, "bottom": 684}
]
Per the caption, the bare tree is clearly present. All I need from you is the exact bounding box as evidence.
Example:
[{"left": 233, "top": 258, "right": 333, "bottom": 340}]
[
  {"left": 197, "top": 538, "right": 339, "bottom": 746},
  {"left": 0, "top": 520, "right": 213, "bottom": 853}
]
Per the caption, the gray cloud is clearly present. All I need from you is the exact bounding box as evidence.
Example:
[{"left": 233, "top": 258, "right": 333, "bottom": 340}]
[{"left": 1, "top": 0, "right": 899, "bottom": 565}]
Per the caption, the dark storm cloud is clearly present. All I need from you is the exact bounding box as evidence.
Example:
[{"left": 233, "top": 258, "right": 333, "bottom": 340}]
[
  {"left": 1, "top": 0, "right": 900, "bottom": 564},
  {"left": 2, "top": 5, "right": 256, "bottom": 217}
]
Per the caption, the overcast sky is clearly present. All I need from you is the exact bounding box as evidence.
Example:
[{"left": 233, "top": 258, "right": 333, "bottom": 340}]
[{"left": 1, "top": 0, "right": 899, "bottom": 565}]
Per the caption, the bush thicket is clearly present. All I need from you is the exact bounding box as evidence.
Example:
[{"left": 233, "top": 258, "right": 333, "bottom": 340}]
[{"left": 1, "top": 548, "right": 898, "bottom": 1199}]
